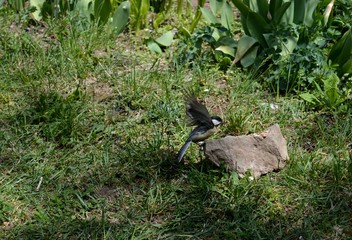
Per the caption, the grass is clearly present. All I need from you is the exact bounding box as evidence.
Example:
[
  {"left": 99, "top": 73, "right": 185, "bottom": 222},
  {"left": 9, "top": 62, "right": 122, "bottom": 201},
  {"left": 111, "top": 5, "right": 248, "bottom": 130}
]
[{"left": 1, "top": 11, "right": 352, "bottom": 240}]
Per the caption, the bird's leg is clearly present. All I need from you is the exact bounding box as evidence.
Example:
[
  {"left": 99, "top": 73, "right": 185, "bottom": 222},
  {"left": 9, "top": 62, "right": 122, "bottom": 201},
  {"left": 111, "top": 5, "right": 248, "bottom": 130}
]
[{"left": 196, "top": 141, "right": 205, "bottom": 161}]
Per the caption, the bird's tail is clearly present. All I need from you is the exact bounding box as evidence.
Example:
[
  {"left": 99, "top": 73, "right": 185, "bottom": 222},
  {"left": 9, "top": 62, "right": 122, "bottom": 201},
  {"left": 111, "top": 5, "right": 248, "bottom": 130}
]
[{"left": 177, "top": 140, "right": 192, "bottom": 163}]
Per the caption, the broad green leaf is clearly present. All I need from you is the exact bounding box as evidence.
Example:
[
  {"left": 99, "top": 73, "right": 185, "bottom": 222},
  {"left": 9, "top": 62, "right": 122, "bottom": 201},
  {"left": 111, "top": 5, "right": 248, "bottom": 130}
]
[
  {"left": 231, "top": 0, "right": 251, "bottom": 15},
  {"left": 338, "top": 29, "right": 352, "bottom": 64},
  {"left": 329, "top": 29, "right": 352, "bottom": 74},
  {"left": 210, "top": 0, "right": 224, "bottom": 15},
  {"left": 200, "top": 7, "right": 218, "bottom": 25},
  {"left": 342, "top": 58, "right": 352, "bottom": 74},
  {"left": 30, "top": 0, "right": 46, "bottom": 20},
  {"left": 131, "top": 0, "right": 150, "bottom": 33},
  {"left": 334, "top": 35, "right": 349, "bottom": 63},
  {"left": 273, "top": 2, "right": 291, "bottom": 25},
  {"left": 304, "top": 0, "right": 319, "bottom": 27},
  {"left": 153, "top": 12, "right": 165, "bottom": 29},
  {"left": 256, "top": 0, "right": 269, "bottom": 20},
  {"left": 280, "top": 36, "right": 298, "bottom": 56},
  {"left": 329, "top": 34, "right": 345, "bottom": 63},
  {"left": 240, "top": 45, "right": 259, "bottom": 67},
  {"left": 209, "top": 0, "right": 217, "bottom": 15},
  {"left": 323, "top": 73, "right": 339, "bottom": 91},
  {"left": 215, "top": 45, "right": 235, "bottom": 57},
  {"left": 179, "top": 26, "right": 191, "bottom": 38},
  {"left": 230, "top": 0, "right": 251, "bottom": 34},
  {"left": 94, "top": 0, "right": 112, "bottom": 25},
  {"left": 323, "top": 73, "right": 339, "bottom": 106},
  {"left": 155, "top": 31, "right": 173, "bottom": 47},
  {"left": 240, "top": 15, "right": 250, "bottom": 36},
  {"left": 246, "top": 12, "right": 269, "bottom": 47},
  {"left": 234, "top": 35, "right": 257, "bottom": 64},
  {"left": 248, "top": 0, "right": 259, "bottom": 13},
  {"left": 313, "top": 81, "right": 323, "bottom": 95},
  {"left": 139, "top": 0, "right": 150, "bottom": 17},
  {"left": 111, "top": 1, "right": 130, "bottom": 35},
  {"left": 293, "top": 0, "right": 305, "bottom": 24},
  {"left": 269, "top": 0, "right": 283, "bottom": 19},
  {"left": 76, "top": 0, "right": 93, "bottom": 20},
  {"left": 323, "top": 0, "right": 334, "bottom": 27},
  {"left": 189, "top": 0, "right": 206, "bottom": 33},
  {"left": 212, "top": 28, "right": 221, "bottom": 41},
  {"left": 177, "top": 0, "right": 183, "bottom": 16},
  {"left": 176, "top": 0, "right": 184, "bottom": 15},
  {"left": 282, "top": 0, "right": 294, "bottom": 24},
  {"left": 300, "top": 92, "right": 321, "bottom": 104},
  {"left": 221, "top": 1, "right": 235, "bottom": 30},
  {"left": 218, "top": 36, "right": 237, "bottom": 48},
  {"left": 11, "top": 0, "right": 24, "bottom": 11},
  {"left": 146, "top": 39, "right": 162, "bottom": 54}
]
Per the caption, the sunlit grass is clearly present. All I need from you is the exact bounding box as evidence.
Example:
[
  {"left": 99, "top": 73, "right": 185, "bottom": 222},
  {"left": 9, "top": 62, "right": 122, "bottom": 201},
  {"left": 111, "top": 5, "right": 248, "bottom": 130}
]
[{"left": 0, "top": 11, "right": 351, "bottom": 240}]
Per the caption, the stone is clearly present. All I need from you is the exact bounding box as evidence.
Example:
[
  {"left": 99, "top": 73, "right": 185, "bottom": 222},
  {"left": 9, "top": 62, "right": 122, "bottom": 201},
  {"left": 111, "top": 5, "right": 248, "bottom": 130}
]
[{"left": 204, "top": 124, "right": 289, "bottom": 178}]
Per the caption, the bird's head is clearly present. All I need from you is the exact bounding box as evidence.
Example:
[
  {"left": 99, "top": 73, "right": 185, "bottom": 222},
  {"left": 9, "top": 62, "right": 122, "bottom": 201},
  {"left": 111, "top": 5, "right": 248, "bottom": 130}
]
[{"left": 211, "top": 116, "right": 223, "bottom": 127}]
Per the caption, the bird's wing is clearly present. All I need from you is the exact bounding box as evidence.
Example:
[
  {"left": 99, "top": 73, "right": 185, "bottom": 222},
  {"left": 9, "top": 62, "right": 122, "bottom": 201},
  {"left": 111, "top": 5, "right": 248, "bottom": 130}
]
[{"left": 183, "top": 91, "right": 213, "bottom": 127}]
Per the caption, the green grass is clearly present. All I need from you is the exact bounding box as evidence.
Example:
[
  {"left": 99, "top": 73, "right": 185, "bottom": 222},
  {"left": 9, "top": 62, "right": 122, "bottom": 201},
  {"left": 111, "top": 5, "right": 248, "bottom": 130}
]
[{"left": 1, "top": 12, "right": 352, "bottom": 240}]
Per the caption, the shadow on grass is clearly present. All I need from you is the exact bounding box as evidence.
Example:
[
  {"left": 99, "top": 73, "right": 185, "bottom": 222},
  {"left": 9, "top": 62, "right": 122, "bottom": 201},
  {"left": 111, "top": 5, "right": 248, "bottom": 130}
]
[
  {"left": 1, "top": 120, "right": 351, "bottom": 239},
  {"left": 4, "top": 168, "right": 351, "bottom": 240}
]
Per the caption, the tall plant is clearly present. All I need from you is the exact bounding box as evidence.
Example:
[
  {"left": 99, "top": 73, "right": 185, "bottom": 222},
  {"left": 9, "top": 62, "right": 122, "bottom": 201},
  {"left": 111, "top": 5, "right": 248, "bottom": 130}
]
[
  {"left": 130, "top": 0, "right": 150, "bottom": 34},
  {"left": 328, "top": 28, "right": 352, "bottom": 76},
  {"left": 231, "top": 0, "right": 325, "bottom": 67},
  {"left": 26, "top": 0, "right": 130, "bottom": 36}
]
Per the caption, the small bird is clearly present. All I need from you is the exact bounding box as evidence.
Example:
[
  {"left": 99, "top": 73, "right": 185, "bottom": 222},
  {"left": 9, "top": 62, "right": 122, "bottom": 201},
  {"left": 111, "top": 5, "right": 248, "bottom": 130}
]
[{"left": 177, "top": 91, "right": 223, "bottom": 162}]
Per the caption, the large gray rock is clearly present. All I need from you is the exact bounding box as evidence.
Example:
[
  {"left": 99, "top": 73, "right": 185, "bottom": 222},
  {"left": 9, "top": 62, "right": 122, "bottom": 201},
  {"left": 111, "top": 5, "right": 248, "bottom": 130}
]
[{"left": 204, "top": 124, "right": 289, "bottom": 178}]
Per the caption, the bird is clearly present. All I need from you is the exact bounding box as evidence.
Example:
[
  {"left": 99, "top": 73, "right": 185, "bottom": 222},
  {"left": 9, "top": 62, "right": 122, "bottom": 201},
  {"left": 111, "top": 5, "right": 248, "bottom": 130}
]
[{"left": 177, "top": 91, "right": 223, "bottom": 163}]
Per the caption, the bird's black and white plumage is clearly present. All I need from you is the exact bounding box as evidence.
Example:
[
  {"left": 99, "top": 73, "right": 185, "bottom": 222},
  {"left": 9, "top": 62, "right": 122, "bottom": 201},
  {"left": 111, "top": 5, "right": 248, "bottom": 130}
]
[{"left": 177, "top": 91, "right": 223, "bottom": 162}]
